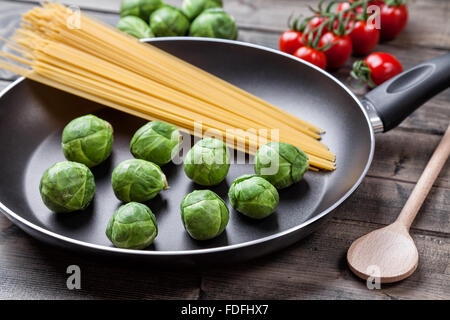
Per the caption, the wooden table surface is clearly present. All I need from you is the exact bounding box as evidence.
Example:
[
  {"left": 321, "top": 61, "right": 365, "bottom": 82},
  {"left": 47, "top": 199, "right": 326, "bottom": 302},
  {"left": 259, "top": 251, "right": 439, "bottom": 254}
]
[{"left": 0, "top": 0, "right": 449, "bottom": 300}]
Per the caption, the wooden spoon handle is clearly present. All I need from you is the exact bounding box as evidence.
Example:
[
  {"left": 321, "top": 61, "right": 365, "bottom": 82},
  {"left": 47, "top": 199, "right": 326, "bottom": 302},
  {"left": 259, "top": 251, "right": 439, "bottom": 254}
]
[{"left": 396, "top": 124, "right": 450, "bottom": 229}]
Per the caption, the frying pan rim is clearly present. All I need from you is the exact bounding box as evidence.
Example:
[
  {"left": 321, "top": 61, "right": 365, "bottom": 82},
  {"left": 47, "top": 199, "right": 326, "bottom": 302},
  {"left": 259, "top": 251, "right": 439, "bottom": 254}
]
[{"left": 0, "top": 38, "right": 375, "bottom": 256}]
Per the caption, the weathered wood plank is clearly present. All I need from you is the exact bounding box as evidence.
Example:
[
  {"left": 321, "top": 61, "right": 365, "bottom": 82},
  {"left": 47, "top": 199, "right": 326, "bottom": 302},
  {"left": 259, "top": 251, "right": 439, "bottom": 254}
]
[
  {"left": 0, "top": 215, "right": 201, "bottom": 299},
  {"left": 200, "top": 219, "right": 449, "bottom": 300},
  {"left": 15, "top": 0, "right": 449, "bottom": 50},
  {"left": 1, "top": 209, "right": 448, "bottom": 300},
  {"left": 230, "top": 0, "right": 450, "bottom": 50},
  {"left": 0, "top": 2, "right": 24, "bottom": 80},
  {"left": 0, "top": 1, "right": 119, "bottom": 80},
  {"left": 228, "top": 0, "right": 450, "bottom": 50},
  {"left": 9, "top": 0, "right": 122, "bottom": 13},
  {"left": 370, "top": 130, "right": 450, "bottom": 188},
  {"left": 335, "top": 176, "right": 449, "bottom": 234}
]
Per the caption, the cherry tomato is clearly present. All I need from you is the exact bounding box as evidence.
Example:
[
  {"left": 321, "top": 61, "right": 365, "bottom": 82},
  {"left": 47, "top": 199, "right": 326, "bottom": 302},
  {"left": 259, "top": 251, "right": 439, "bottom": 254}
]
[
  {"left": 318, "top": 32, "right": 353, "bottom": 69},
  {"left": 367, "top": 1, "right": 385, "bottom": 9},
  {"left": 294, "top": 46, "right": 327, "bottom": 69},
  {"left": 352, "top": 52, "right": 403, "bottom": 87},
  {"left": 306, "top": 16, "right": 329, "bottom": 37},
  {"left": 336, "top": 2, "right": 356, "bottom": 18},
  {"left": 332, "top": 17, "right": 352, "bottom": 32},
  {"left": 349, "top": 20, "right": 380, "bottom": 56},
  {"left": 279, "top": 30, "right": 305, "bottom": 54},
  {"left": 337, "top": 1, "right": 384, "bottom": 16},
  {"left": 380, "top": 3, "right": 408, "bottom": 41},
  {"left": 365, "top": 52, "right": 403, "bottom": 85}
]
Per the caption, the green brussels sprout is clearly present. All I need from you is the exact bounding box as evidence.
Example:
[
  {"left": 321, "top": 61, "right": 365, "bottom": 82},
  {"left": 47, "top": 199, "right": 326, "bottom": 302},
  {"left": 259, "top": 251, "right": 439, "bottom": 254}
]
[
  {"left": 116, "top": 16, "right": 154, "bottom": 39},
  {"left": 254, "top": 142, "right": 309, "bottom": 189},
  {"left": 112, "top": 159, "right": 168, "bottom": 203},
  {"left": 106, "top": 202, "right": 158, "bottom": 249},
  {"left": 120, "top": 0, "right": 141, "bottom": 18},
  {"left": 184, "top": 138, "right": 230, "bottom": 186},
  {"left": 139, "top": 0, "right": 165, "bottom": 21},
  {"left": 150, "top": 6, "right": 190, "bottom": 37},
  {"left": 62, "top": 114, "right": 113, "bottom": 168},
  {"left": 228, "top": 174, "right": 279, "bottom": 219},
  {"left": 120, "top": 0, "right": 163, "bottom": 21},
  {"left": 182, "top": 0, "right": 222, "bottom": 21},
  {"left": 189, "top": 8, "right": 238, "bottom": 40},
  {"left": 180, "top": 190, "right": 229, "bottom": 240},
  {"left": 39, "top": 161, "right": 96, "bottom": 213},
  {"left": 130, "top": 121, "right": 181, "bottom": 165}
]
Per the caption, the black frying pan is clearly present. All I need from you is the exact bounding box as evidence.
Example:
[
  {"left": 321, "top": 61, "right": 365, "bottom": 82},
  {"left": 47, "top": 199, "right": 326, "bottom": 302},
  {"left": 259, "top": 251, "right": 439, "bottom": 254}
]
[{"left": 0, "top": 38, "right": 448, "bottom": 265}]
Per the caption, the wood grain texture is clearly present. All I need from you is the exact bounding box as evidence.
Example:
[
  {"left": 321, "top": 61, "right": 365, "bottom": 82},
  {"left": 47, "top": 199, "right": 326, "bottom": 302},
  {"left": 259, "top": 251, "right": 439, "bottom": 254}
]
[
  {"left": 0, "top": 214, "right": 448, "bottom": 300},
  {"left": 348, "top": 126, "right": 450, "bottom": 283},
  {"left": 347, "top": 223, "right": 419, "bottom": 283},
  {"left": 18, "top": 0, "right": 449, "bottom": 49},
  {"left": 0, "top": 0, "right": 449, "bottom": 300},
  {"left": 200, "top": 219, "right": 449, "bottom": 300},
  {"left": 0, "top": 1, "right": 119, "bottom": 80},
  {"left": 396, "top": 125, "right": 450, "bottom": 228},
  {"left": 0, "top": 215, "right": 201, "bottom": 299},
  {"left": 335, "top": 176, "right": 449, "bottom": 235},
  {"left": 370, "top": 130, "right": 450, "bottom": 188},
  {"left": 13, "top": 0, "right": 450, "bottom": 51}
]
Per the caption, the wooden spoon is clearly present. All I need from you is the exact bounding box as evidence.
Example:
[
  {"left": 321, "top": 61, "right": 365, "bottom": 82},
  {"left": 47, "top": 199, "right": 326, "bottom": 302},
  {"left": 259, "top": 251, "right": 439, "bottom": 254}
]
[{"left": 347, "top": 124, "right": 450, "bottom": 283}]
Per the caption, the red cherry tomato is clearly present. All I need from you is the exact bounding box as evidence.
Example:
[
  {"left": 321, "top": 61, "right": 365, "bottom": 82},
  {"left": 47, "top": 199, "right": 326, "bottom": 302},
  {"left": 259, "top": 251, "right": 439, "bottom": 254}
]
[
  {"left": 337, "top": 1, "right": 384, "bottom": 16},
  {"left": 349, "top": 20, "right": 380, "bottom": 56},
  {"left": 279, "top": 30, "right": 305, "bottom": 55},
  {"left": 352, "top": 52, "right": 403, "bottom": 87},
  {"left": 336, "top": 2, "right": 356, "bottom": 18},
  {"left": 367, "top": 1, "right": 385, "bottom": 9},
  {"left": 380, "top": 3, "right": 408, "bottom": 41},
  {"left": 365, "top": 52, "right": 403, "bottom": 85},
  {"left": 306, "top": 16, "right": 329, "bottom": 37},
  {"left": 294, "top": 46, "right": 327, "bottom": 70},
  {"left": 318, "top": 32, "right": 353, "bottom": 69}
]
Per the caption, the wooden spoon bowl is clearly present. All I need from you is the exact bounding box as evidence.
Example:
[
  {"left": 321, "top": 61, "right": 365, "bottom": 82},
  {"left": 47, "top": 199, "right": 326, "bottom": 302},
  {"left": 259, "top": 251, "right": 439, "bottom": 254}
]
[{"left": 347, "top": 222, "right": 418, "bottom": 283}]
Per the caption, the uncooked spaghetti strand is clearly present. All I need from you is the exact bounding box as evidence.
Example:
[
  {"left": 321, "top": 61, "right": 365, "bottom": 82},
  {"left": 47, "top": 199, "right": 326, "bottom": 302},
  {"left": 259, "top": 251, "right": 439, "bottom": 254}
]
[{"left": 32, "top": 9, "right": 324, "bottom": 138}]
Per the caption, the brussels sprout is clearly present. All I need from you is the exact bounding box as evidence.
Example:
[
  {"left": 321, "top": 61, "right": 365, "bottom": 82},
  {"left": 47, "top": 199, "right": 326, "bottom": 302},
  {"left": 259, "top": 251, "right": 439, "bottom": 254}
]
[
  {"left": 39, "top": 161, "right": 95, "bottom": 213},
  {"left": 112, "top": 159, "right": 168, "bottom": 203},
  {"left": 117, "top": 16, "right": 154, "bottom": 39},
  {"left": 180, "top": 190, "right": 229, "bottom": 240},
  {"left": 139, "top": 0, "right": 165, "bottom": 21},
  {"left": 62, "top": 114, "right": 113, "bottom": 168},
  {"left": 150, "top": 6, "right": 190, "bottom": 37},
  {"left": 182, "top": 0, "right": 222, "bottom": 21},
  {"left": 120, "top": 0, "right": 141, "bottom": 18},
  {"left": 189, "top": 8, "right": 238, "bottom": 40},
  {"left": 130, "top": 121, "right": 181, "bottom": 165},
  {"left": 254, "top": 142, "right": 309, "bottom": 189},
  {"left": 120, "top": 0, "right": 163, "bottom": 20},
  {"left": 106, "top": 202, "right": 158, "bottom": 249},
  {"left": 184, "top": 138, "right": 230, "bottom": 186},
  {"left": 228, "top": 174, "right": 279, "bottom": 219}
]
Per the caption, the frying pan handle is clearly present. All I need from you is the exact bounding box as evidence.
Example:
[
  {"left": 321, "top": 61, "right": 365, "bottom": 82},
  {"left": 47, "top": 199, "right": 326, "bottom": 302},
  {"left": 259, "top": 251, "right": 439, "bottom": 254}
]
[{"left": 362, "top": 52, "right": 450, "bottom": 132}]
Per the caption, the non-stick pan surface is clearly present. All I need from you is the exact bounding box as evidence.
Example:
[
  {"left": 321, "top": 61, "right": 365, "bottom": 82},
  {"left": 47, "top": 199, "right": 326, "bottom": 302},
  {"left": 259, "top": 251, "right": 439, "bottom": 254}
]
[{"left": 0, "top": 38, "right": 374, "bottom": 264}]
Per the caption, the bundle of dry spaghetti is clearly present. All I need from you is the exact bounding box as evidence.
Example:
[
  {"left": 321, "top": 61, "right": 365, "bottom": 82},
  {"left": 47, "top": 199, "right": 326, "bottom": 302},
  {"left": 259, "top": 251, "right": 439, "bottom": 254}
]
[{"left": 0, "top": 3, "right": 335, "bottom": 170}]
